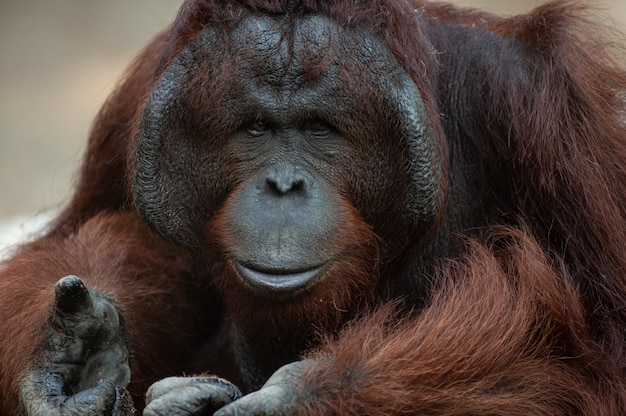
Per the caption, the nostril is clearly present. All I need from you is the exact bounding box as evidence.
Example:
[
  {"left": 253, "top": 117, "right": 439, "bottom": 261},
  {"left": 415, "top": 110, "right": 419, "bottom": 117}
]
[
  {"left": 264, "top": 166, "right": 311, "bottom": 197},
  {"left": 291, "top": 179, "right": 305, "bottom": 193},
  {"left": 266, "top": 177, "right": 305, "bottom": 195}
]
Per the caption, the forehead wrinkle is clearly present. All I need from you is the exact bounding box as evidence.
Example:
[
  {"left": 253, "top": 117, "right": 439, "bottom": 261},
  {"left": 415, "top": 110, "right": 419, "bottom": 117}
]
[
  {"left": 219, "top": 13, "right": 397, "bottom": 128},
  {"left": 229, "top": 16, "right": 289, "bottom": 86},
  {"left": 229, "top": 14, "right": 341, "bottom": 90}
]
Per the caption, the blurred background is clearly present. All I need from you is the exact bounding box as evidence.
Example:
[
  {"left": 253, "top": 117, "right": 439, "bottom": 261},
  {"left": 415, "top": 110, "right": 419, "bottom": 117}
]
[{"left": 1, "top": 0, "right": 625, "bottom": 222}]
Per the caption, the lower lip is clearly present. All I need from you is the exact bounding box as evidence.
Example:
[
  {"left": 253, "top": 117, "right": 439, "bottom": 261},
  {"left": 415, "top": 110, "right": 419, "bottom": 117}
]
[{"left": 234, "top": 262, "right": 328, "bottom": 294}]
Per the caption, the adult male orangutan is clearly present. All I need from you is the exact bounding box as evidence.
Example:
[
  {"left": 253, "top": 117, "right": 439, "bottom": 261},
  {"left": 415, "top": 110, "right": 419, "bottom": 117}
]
[{"left": 2, "top": 0, "right": 626, "bottom": 415}]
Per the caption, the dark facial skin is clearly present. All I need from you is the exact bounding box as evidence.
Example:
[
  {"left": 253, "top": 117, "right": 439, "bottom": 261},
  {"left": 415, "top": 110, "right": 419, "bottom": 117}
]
[
  {"left": 133, "top": 14, "right": 442, "bottom": 296},
  {"left": 220, "top": 16, "right": 359, "bottom": 295}
]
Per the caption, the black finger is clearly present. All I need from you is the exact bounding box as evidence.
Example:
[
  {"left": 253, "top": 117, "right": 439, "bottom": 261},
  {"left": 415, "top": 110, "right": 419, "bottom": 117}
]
[
  {"left": 20, "top": 372, "right": 122, "bottom": 416},
  {"left": 145, "top": 377, "right": 242, "bottom": 416},
  {"left": 54, "top": 275, "right": 93, "bottom": 315},
  {"left": 146, "top": 376, "right": 241, "bottom": 404}
]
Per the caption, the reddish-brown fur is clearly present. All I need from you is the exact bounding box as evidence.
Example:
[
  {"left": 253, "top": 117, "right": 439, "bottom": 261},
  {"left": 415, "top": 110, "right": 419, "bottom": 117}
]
[
  {"left": 2, "top": 0, "right": 626, "bottom": 414},
  {"left": 302, "top": 229, "right": 626, "bottom": 414}
]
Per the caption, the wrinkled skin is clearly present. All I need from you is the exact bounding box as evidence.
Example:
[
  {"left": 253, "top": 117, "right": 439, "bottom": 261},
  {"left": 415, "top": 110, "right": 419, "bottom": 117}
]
[
  {"left": 143, "top": 363, "right": 306, "bottom": 416},
  {"left": 214, "top": 362, "right": 308, "bottom": 416},
  {"left": 19, "top": 276, "right": 134, "bottom": 416},
  {"left": 144, "top": 376, "right": 241, "bottom": 416}
]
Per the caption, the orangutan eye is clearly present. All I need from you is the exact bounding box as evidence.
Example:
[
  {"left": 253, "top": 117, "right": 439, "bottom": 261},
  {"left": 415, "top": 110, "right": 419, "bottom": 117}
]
[
  {"left": 247, "top": 119, "right": 271, "bottom": 136},
  {"left": 305, "top": 119, "right": 331, "bottom": 138}
]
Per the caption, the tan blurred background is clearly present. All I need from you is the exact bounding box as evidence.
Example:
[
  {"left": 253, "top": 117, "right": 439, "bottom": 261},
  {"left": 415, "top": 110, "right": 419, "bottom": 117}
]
[{"left": 1, "top": 0, "right": 625, "bottom": 220}]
